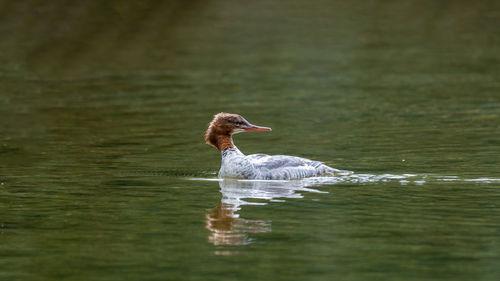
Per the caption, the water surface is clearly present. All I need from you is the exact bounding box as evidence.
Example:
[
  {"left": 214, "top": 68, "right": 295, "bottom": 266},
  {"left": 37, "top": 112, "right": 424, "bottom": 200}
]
[{"left": 1, "top": 0, "right": 499, "bottom": 280}]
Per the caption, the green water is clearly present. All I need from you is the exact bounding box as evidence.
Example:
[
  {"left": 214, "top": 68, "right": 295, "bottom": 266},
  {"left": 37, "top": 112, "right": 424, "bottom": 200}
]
[{"left": 1, "top": 1, "right": 499, "bottom": 280}]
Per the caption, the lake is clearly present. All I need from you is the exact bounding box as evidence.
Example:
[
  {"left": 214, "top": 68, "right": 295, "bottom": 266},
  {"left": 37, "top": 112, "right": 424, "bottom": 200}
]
[{"left": 0, "top": 1, "right": 499, "bottom": 280}]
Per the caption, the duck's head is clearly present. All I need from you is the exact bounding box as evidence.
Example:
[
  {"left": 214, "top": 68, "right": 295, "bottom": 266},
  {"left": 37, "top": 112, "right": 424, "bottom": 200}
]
[{"left": 205, "top": 113, "right": 271, "bottom": 150}]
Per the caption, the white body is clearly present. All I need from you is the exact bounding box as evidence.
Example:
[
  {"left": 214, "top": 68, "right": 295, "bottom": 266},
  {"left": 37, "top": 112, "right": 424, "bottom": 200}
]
[{"left": 219, "top": 147, "right": 345, "bottom": 180}]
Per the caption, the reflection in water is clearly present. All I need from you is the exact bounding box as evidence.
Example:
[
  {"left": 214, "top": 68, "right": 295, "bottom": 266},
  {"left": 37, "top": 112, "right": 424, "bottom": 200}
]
[
  {"left": 203, "top": 174, "right": 500, "bottom": 247},
  {"left": 205, "top": 179, "right": 326, "bottom": 246},
  {"left": 206, "top": 202, "right": 270, "bottom": 246}
]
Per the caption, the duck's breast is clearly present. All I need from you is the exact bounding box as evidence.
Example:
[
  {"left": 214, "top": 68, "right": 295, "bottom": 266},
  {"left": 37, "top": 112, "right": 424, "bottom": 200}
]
[{"left": 219, "top": 148, "right": 258, "bottom": 179}]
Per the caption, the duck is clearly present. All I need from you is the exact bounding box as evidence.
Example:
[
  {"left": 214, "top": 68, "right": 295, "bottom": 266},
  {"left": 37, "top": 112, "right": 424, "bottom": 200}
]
[{"left": 205, "top": 113, "right": 349, "bottom": 180}]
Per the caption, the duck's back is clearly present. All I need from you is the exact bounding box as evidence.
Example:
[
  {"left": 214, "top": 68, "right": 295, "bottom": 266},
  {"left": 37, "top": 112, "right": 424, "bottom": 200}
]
[{"left": 246, "top": 154, "right": 340, "bottom": 180}]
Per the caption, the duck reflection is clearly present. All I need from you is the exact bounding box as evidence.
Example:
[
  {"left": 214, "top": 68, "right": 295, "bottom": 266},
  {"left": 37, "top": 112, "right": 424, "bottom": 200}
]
[
  {"left": 206, "top": 202, "right": 270, "bottom": 246},
  {"left": 206, "top": 179, "right": 326, "bottom": 246}
]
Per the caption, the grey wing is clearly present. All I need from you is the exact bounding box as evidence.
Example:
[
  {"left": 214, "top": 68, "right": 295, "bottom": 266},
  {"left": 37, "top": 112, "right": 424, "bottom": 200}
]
[
  {"left": 246, "top": 154, "right": 338, "bottom": 179},
  {"left": 246, "top": 154, "right": 323, "bottom": 169}
]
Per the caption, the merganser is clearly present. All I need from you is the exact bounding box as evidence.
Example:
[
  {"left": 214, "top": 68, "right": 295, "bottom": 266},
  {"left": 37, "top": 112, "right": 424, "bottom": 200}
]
[{"left": 205, "top": 113, "right": 349, "bottom": 180}]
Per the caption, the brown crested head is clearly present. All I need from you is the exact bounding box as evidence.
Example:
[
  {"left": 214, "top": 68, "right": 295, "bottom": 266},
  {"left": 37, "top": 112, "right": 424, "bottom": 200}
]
[{"left": 204, "top": 112, "right": 271, "bottom": 150}]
